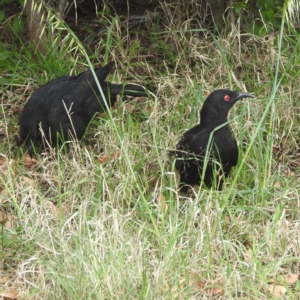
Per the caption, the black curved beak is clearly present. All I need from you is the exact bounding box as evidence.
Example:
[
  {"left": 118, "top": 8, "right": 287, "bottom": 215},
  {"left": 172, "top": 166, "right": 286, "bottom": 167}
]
[{"left": 234, "top": 92, "right": 254, "bottom": 101}]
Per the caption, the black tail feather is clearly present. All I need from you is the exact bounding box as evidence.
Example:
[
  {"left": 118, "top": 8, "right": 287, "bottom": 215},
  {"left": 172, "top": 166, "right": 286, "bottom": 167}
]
[{"left": 110, "top": 83, "right": 155, "bottom": 98}]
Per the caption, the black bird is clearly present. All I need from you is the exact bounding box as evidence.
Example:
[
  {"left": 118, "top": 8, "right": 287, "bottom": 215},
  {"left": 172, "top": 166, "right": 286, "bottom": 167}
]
[
  {"left": 173, "top": 89, "right": 254, "bottom": 192},
  {"left": 19, "top": 62, "right": 152, "bottom": 157}
]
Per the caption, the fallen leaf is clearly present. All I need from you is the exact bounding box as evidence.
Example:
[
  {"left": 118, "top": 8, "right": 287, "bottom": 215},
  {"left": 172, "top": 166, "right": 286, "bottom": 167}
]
[
  {"left": 0, "top": 156, "right": 6, "bottom": 167},
  {"left": 188, "top": 276, "right": 225, "bottom": 296},
  {"left": 289, "top": 159, "right": 300, "bottom": 169},
  {"left": 0, "top": 158, "right": 16, "bottom": 176},
  {"left": 268, "top": 284, "right": 287, "bottom": 298},
  {"left": 3, "top": 213, "right": 14, "bottom": 229},
  {"left": 24, "top": 156, "right": 37, "bottom": 169},
  {"left": 148, "top": 176, "right": 160, "bottom": 187},
  {"left": 244, "top": 249, "right": 253, "bottom": 263},
  {"left": 272, "top": 145, "right": 280, "bottom": 153},
  {"left": 125, "top": 103, "right": 135, "bottom": 113},
  {"left": 0, "top": 276, "right": 9, "bottom": 284},
  {"left": 205, "top": 286, "right": 224, "bottom": 296},
  {"left": 144, "top": 106, "right": 152, "bottom": 113},
  {"left": 0, "top": 288, "right": 18, "bottom": 299},
  {"left": 274, "top": 181, "right": 282, "bottom": 187},
  {"left": 156, "top": 193, "right": 165, "bottom": 202},
  {"left": 0, "top": 128, "right": 7, "bottom": 137},
  {"left": 171, "top": 273, "right": 226, "bottom": 297},
  {"left": 45, "top": 201, "right": 60, "bottom": 217},
  {"left": 98, "top": 152, "right": 121, "bottom": 164},
  {"left": 12, "top": 106, "right": 24, "bottom": 115},
  {"left": 23, "top": 176, "right": 35, "bottom": 188},
  {"left": 98, "top": 155, "right": 109, "bottom": 164},
  {"left": 224, "top": 215, "right": 231, "bottom": 222},
  {"left": 281, "top": 273, "right": 298, "bottom": 284},
  {"left": 0, "top": 189, "right": 10, "bottom": 205}
]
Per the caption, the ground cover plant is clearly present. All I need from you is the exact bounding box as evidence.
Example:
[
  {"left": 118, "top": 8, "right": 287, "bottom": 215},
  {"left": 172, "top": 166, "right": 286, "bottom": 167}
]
[{"left": 0, "top": 2, "right": 300, "bottom": 299}]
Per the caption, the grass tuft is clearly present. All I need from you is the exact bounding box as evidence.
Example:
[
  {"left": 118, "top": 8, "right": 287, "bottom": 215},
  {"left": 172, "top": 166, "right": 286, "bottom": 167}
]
[{"left": 0, "top": 3, "right": 300, "bottom": 299}]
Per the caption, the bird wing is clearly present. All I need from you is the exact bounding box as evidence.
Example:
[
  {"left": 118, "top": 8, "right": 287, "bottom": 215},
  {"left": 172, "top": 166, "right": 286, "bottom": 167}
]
[
  {"left": 213, "top": 128, "right": 239, "bottom": 167},
  {"left": 177, "top": 125, "right": 208, "bottom": 154}
]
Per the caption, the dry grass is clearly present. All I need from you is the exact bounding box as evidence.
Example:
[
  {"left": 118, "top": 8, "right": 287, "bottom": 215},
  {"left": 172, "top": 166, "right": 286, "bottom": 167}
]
[{"left": 1, "top": 3, "right": 300, "bottom": 299}]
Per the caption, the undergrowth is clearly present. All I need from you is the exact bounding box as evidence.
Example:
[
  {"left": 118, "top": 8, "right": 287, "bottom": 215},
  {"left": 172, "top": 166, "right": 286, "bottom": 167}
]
[{"left": 0, "top": 3, "right": 300, "bottom": 299}]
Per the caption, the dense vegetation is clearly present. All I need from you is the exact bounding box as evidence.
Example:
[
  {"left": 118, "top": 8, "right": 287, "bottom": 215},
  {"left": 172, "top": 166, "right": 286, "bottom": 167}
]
[{"left": 0, "top": 1, "right": 300, "bottom": 298}]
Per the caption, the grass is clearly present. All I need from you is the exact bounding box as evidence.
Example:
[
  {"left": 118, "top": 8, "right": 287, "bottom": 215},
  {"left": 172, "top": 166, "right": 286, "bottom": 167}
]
[{"left": 1, "top": 3, "right": 300, "bottom": 299}]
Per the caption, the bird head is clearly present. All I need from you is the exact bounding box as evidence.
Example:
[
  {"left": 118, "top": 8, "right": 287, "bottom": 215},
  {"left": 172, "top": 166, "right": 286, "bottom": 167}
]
[{"left": 200, "top": 89, "right": 254, "bottom": 123}]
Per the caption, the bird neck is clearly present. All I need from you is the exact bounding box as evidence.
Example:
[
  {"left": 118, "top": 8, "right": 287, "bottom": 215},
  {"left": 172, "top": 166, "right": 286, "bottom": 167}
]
[{"left": 200, "top": 107, "right": 228, "bottom": 127}]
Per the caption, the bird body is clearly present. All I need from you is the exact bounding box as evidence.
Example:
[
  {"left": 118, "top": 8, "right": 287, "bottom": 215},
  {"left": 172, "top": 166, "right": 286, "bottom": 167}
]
[
  {"left": 19, "top": 62, "right": 150, "bottom": 156},
  {"left": 174, "top": 89, "right": 253, "bottom": 191}
]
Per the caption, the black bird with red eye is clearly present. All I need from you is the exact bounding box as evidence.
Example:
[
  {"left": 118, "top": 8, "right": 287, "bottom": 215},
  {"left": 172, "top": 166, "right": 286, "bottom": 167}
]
[{"left": 172, "top": 89, "right": 254, "bottom": 192}]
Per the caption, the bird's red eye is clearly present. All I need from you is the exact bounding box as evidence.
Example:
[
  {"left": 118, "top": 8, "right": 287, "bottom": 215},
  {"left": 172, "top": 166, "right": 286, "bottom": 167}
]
[{"left": 224, "top": 95, "right": 231, "bottom": 101}]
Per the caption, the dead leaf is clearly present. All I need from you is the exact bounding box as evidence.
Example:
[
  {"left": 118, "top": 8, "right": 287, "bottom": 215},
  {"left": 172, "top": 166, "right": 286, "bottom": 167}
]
[
  {"left": 0, "top": 288, "right": 18, "bottom": 299},
  {"left": 24, "top": 156, "right": 37, "bottom": 169},
  {"left": 3, "top": 213, "right": 14, "bottom": 229},
  {"left": 244, "top": 249, "right": 253, "bottom": 263},
  {"left": 0, "top": 276, "right": 9, "bottom": 284},
  {"left": 205, "top": 286, "right": 224, "bottom": 296},
  {"left": 0, "top": 128, "right": 7, "bottom": 137},
  {"left": 202, "top": 279, "right": 225, "bottom": 296},
  {"left": 268, "top": 284, "right": 286, "bottom": 298},
  {"left": 45, "top": 201, "right": 60, "bottom": 218},
  {"left": 0, "top": 156, "right": 6, "bottom": 167},
  {"left": 156, "top": 193, "right": 165, "bottom": 202},
  {"left": 281, "top": 273, "right": 298, "bottom": 284},
  {"left": 272, "top": 145, "right": 280, "bottom": 153},
  {"left": 224, "top": 216, "right": 231, "bottom": 222},
  {"left": 12, "top": 106, "right": 24, "bottom": 115},
  {"left": 23, "top": 176, "right": 35, "bottom": 188},
  {"left": 0, "top": 158, "right": 15, "bottom": 176},
  {"left": 144, "top": 106, "right": 152, "bottom": 113},
  {"left": 98, "top": 152, "right": 121, "bottom": 164},
  {"left": 189, "top": 276, "right": 225, "bottom": 296},
  {"left": 125, "top": 103, "right": 135, "bottom": 113},
  {"left": 98, "top": 155, "right": 109, "bottom": 164},
  {"left": 0, "top": 189, "right": 10, "bottom": 205},
  {"left": 289, "top": 159, "right": 300, "bottom": 169},
  {"left": 269, "top": 273, "right": 298, "bottom": 285},
  {"left": 148, "top": 176, "right": 160, "bottom": 188}
]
